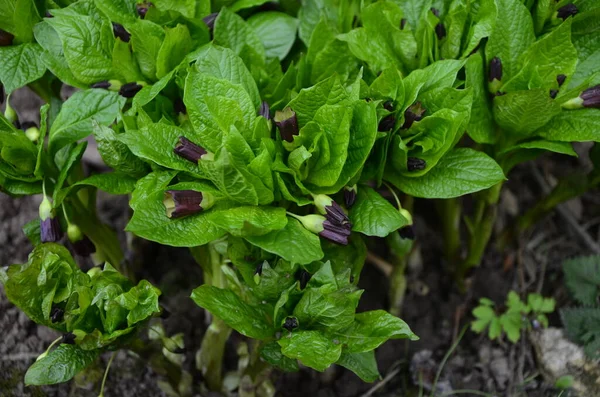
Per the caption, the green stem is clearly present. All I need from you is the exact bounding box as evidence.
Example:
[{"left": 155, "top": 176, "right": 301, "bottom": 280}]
[
  {"left": 436, "top": 198, "right": 462, "bottom": 269},
  {"left": 69, "top": 198, "right": 124, "bottom": 272},
  {"left": 457, "top": 182, "right": 503, "bottom": 281},
  {"left": 387, "top": 196, "right": 414, "bottom": 316},
  {"left": 196, "top": 242, "right": 232, "bottom": 392}
]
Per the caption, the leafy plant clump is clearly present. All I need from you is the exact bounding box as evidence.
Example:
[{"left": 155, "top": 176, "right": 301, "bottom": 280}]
[{"left": 0, "top": 0, "right": 599, "bottom": 394}]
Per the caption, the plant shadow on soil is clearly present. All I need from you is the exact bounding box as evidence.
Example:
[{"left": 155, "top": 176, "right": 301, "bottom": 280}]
[{"left": 1, "top": 88, "right": 597, "bottom": 397}]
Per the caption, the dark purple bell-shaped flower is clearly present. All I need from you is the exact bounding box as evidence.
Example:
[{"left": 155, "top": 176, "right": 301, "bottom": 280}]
[
  {"left": 274, "top": 107, "right": 299, "bottom": 142},
  {"left": 163, "top": 190, "right": 215, "bottom": 218},
  {"left": 39, "top": 196, "right": 63, "bottom": 243},
  {"left": 112, "top": 23, "right": 130, "bottom": 42},
  {"left": 344, "top": 185, "right": 357, "bottom": 208},
  {"left": 399, "top": 225, "right": 415, "bottom": 240},
  {"left": 0, "top": 29, "right": 14, "bottom": 46},
  {"left": 557, "top": 4, "right": 578, "bottom": 20},
  {"left": 313, "top": 194, "right": 351, "bottom": 227},
  {"left": 282, "top": 316, "right": 299, "bottom": 331},
  {"left": 293, "top": 214, "right": 352, "bottom": 246},
  {"left": 407, "top": 157, "right": 427, "bottom": 172},
  {"left": 557, "top": 74, "right": 566, "bottom": 87},
  {"left": 174, "top": 136, "right": 209, "bottom": 163},
  {"left": 119, "top": 82, "right": 144, "bottom": 98},
  {"left": 203, "top": 12, "right": 218, "bottom": 30},
  {"left": 67, "top": 223, "right": 96, "bottom": 257},
  {"left": 401, "top": 102, "right": 426, "bottom": 129},
  {"left": 563, "top": 85, "right": 600, "bottom": 109},
  {"left": 435, "top": 23, "right": 446, "bottom": 40}
]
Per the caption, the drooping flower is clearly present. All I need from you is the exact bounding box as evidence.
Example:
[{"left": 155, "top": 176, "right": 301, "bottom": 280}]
[
  {"left": 91, "top": 80, "right": 122, "bottom": 91},
  {"left": 407, "top": 157, "right": 427, "bottom": 172},
  {"left": 378, "top": 114, "right": 396, "bottom": 132},
  {"left": 562, "top": 85, "right": 600, "bottom": 109},
  {"left": 67, "top": 223, "right": 96, "bottom": 257},
  {"left": 401, "top": 102, "right": 426, "bottom": 129},
  {"left": 0, "top": 29, "right": 14, "bottom": 46},
  {"left": 435, "top": 23, "right": 446, "bottom": 40},
  {"left": 312, "top": 194, "right": 351, "bottom": 226},
  {"left": 203, "top": 12, "right": 218, "bottom": 30},
  {"left": 174, "top": 136, "right": 210, "bottom": 163},
  {"left": 39, "top": 196, "right": 63, "bottom": 243},
  {"left": 557, "top": 4, "right": 578, "bottom": 20},
  {"left": 557, "top": 74, "right": 566, "bottom": 87},
  {"left": 163, "top": 190, "right": 215, "bottom": 218},
  {"left": 344, "top": 185, "right": 357, "bottom": 208},
  {"left": 112, "top": 23, "right": 130, "bottom": 42},
  {"left": 119, "top": 82, "right": 145, "bottom": 98},
  {"left": 399, "top": 225, "right": 415, "bottom": 240},
  {"left": 293, "top": 214, "right": 351, "bottom": 245},
  {"left": 274, "top": 107, "right": 299, "bottom": 142},
  {"left": 282, "top": 316, "right": 299, "bottom": 331},
  {"left": 259, "top": 101, "right": 270, "bottom": 119}
]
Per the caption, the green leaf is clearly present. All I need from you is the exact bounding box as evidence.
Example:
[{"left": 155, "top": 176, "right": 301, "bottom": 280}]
[
  {"left": 45, "top": 11, "right": 114, "bottom": 85},
  {"left": 207, "top": 206, "right": 288, "bottom": 237},
  {"left": 403, "top": 59, "right": 465, "bottom": 95},
  {"left": 153, "top": 0, "right": 197, "bottom": 18},
  {"left": 0, "top": 0, "right": 40, "bottom": 43},
  {"left": 115, "top": 279, "right": 161, "bottom": 326},
  {"left": 493, "top": 89, "right": 561, "bottom": 137},
  {"left": 49, "top": 90, "right": 126, "bottom": 154},
  {"left": 333, "top": 310, "right": 418, "bottom": 353},
  {"left": 500, "top": 311, "right": 522, "bottom": 343},
  {"left": 385, "top": 148, "right": 505, "bottom": 199},
  {"left": 213, "top": 7, "right": 265, "bottom": 68},
  {"left": 349, "top": 186, "right": 408, "bottom": 237},
  {"left": 464, "top": 52, "right": 495, "bottom": 144},
  {"left": 336, "top": 351, "right": 380, "bottom": 383},
  {"left": 498, "top": 140, "right": 577, "bottom": 157},
  {"left": 94, "top": 0, "right": 138, "bottom": 25},
  {"left": 293, "top": 287, "right": 361, "bottom": 332},
  {"left": 126, "top": 172, "right": 226, "bottom": 247},
  {"left": 259, "top": 341, "right": 299, "bottom": 372},
  {"left": 248, "top": 12, "right": 299, "bottom": 61},
  {"left": 245, "top": 217, "right": 324, "bottom": 265},
  {"left": 562, "top": 255, "right": 600, "bottom": 307},
  {"left": 191, "top": 285, "right": 273, "bottom": 339},
  {"left": 338, "top": 1, "right": 417, "bottom": 75},
  {"left": 461, "top": 0, "right": 497, "bottom": 58},
  {"left": 278, "top": 330, "right": 343, "bottom": 372},
  {"left": 128, "top": 19, "right": 165, "bottom": 81},
  {"left": 484, "top": 0, "right": 534, "bottom": 81},
  {"left": 24, "top": 345, "right": 99, "bottom": 386},
  {"left": 0, "top": 43, "right": 46, "bottom": 94},
  {"left": 54, "top": 172, "right": 138, "bottom": 208},
  {"left": 156, "top": 24, "right": 193, "bottom": 79},
  {"left": 538, "top": 109, "right": 600, "bottom": 142},
  {"left": 93, "top": 123, "right": 149, "bottom": 177}
]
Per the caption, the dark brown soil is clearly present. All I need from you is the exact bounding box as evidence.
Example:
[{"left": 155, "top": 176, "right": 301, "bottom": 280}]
[{"left": 1, "top": 88, "right": 596, "bottom": 397}]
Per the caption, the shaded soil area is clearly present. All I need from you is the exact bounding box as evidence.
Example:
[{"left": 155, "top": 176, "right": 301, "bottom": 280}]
[{"left": 2, "top": 88, "right": 597, "bottom": 397}]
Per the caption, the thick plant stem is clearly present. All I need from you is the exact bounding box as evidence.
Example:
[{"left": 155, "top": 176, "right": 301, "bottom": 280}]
[
  {"left": 457, "top": 182, "right": 503, "bottom": 281},
  {"left": 387, "top": 196, "right": 414, "bottom": 316},
  {"left": 196, "top": 242, "right": 232, "bottom": 392},
  {"left": 436, "top": 198, "right": 462, "bottom": 268}
]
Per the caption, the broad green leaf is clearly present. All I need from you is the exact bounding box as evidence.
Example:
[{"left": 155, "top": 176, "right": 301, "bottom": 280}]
[
  {"left": 45, "top": 11, "right": 115, "bottom": 84},
  {"left": 207, "top": 206, "right": 287, "bottom": 237},
  {"left": 293, "top": 288, "right": 361, "bottom": 332},
  {"left": 49, "top": 90, "right": 126, "bottom": 153},
  {"left": 94, "top": 0, "right": 138, "bottom": 24},
  {"left": 111, "top": 38, "right": 145, "bottom": 82},
  {"left": 465, "top": 52, "right": 495, "bottom": 144},
  {"left": 154, "top": 0, "right": 197, "bottom": 18},
  {"left": 349, "top": 186, "right": 408, "bottom": 237},
  {"left": 245, "top": 217, "right": 324, "bottom": 265},
  {"left": 126, "top": 172, "right": 226, "bottom": 247},
  {"left": 441, "top": 0, "right": 469, "bottom": 60},
  {"left": 54, "top": 172, "right": 138, "bottom": 208},
  {"left": 498, "top": 140, "right": 577, "bottom": 157},
  {"left": 191, "top": 285, "right": 273, "bottom": 339},
  {"left": 128, "top": 19, "right": 166, "bottom": 81},
  {"left": 0, "top": 0, "right": 40, "bottom": 43},
  {"left": 461, "top": 0, "right": 496, "bottom": 58},
  {"left": 156, "top": 24, "right": 192, "bottom": 79},
  {"left": 333, "top": 310, "right": 417, "bottom": 353},
  {"left": 213, "top": 7, "right": 265, "bottom": 68},
  {"left": 260, "top": 341, "right": 299, "bottom": 372},
  {"left": 336, "top": 351, "right": 380, "bottom": 383},
  {"left": 386, "top": 148, "right": 505, "bottom": 199},
  {"left": 0, "top": 43, "right": 46, "bottom": 94},
  {"left": 230, "top": 0, "right": 271, "bottom": 12},
  {"left": 485, "top": 0, "right": 534, "bottom": 81},
  {"left": 493, "top": 89, "right": 561, "bottom": 137},
  {"left": 339, "top": 1, "right": 417, "bottom": 75},
  {"left": 278, "top": 330, "right": 343, "bottom": 372},
  {"left": 24, "top": 345, "right": 99, "bottom": 386},
  {"left": 115, "top": 280, "right": 161, "bottom": 326},
  {"left": 53, "top": 142, "right": 87, "bottom": 200},
  {"left": 248, "top": 12, "right": 299, "bottom": 61},
  {"left": 93, "top": 123, "right": 149, "bottom": 177},
  {"left": 538, "top": 109, "right": 600, "bottom": 142},
  {"left": 403, "top": 59, "right": 465, "bottom": 95}
]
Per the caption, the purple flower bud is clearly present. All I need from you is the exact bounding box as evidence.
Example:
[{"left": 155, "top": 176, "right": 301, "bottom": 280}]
[
  {"left": 41, "top": 217, "right": 62, "bottom": 243},
  {"left": 91, "top": 80, "right": 111, "bottom": 89},
  {"left": 119, "top": 82, "right": 144, "bottom": 98},
  {"left": 320, "top": 220, "right": 351, "bottom": 245},
  {"left": 489, "top": 57, "right": 502, "bottom": 82},
  {"left": 313, "top": 194, "right": 351, "bottom": 227},
  {"left": 50, "top": 306, "right": 64, "bottom": 323},
  {"left": 174, "top": 98, "right": 186, "bottom": 115},
  {"left": 431, "top": 8, "right": 440, "bottom": 17},
  {"left": 0, "top": 29, "right": 14, "bottom": 47},
  {"left": 298, "top": 269, "right": 311, "bottom": 289},
  {"left": 399, "top": 225, "right": 415, "bottom": 240},
  {"left": 259, "top": 101, "right": 270, "bottom": 119},
  {"left": 137, "top": 2, "right": 152, "bottom": 18},
  {"left": 45, "top": 10, "right": 53, "bottom": 18},
  {"left": 61, "top": 332, "right": 76, "bottom": 345},
  {"left": 112, "top": 23, "right": 130, "bottom": 43},
  {"left": 72, "top": 236, "right": 96, "bottom": 257},
  {"left": 203, "top": 12, "right": 218, "bottom": 30},
  {"left": 282, "top": 316, "right": 299, "bottom": 331},
  {"left": 274, "top": 107, "right": 299, "bottom": 142},
  {"left": 401, "top": 102, "right": 426, "bottom": 129},
  {"left": 378, "top": 114, "right": 396, "bottom": 132},
  {"left": 557, "top": 74, "right": 566, "bottom": 87},
  {"left": 557, "top": 4, "right": 578, "bottom": 20},
  {"left": 174, "top": 136, "right": 208, "bottom": 163},
  {"left": 407, "top": 157, "right": 427, "bottom": 172},
  {"left": 400, "top": 18, "right": 407, "bottom": 30},
  {"left": 580, "top": 84, "right": 600, "bottom": 108},
  {"left": 550, "top": 89, "right": 558, "bottom": 99},
  {"left": 163, "top": 189, "right": 214, "bottom": 218},
  {"left": 344, "top": 185, "right": 357, "bottom": 208},
  {"left": 435, "top": 23, "right": 446, "bottom": 40},
  {"left": 383, "top": 101, "right": 394, "bottom": 112},
  {"left": 254, "top": 262, "right": 263, "bottom": 276}
]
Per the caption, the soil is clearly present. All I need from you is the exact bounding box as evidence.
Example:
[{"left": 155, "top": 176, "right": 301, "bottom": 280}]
[{"left": 1, "top": 88, "right": 597, "bottom": 397}]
